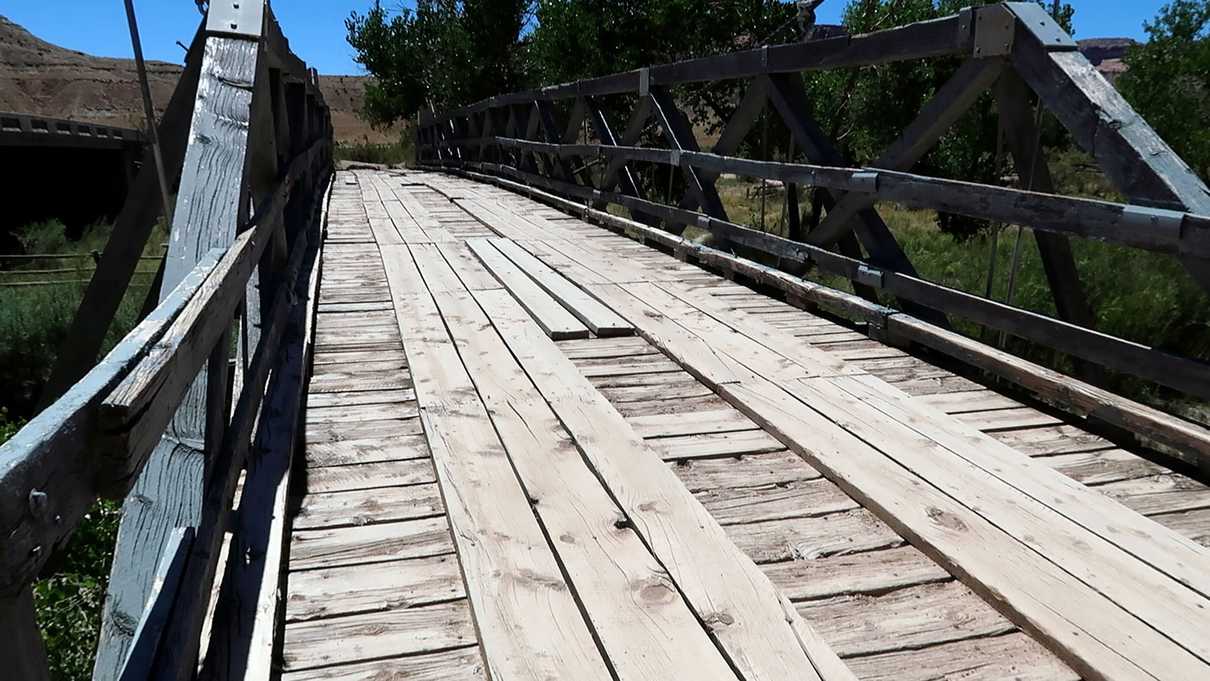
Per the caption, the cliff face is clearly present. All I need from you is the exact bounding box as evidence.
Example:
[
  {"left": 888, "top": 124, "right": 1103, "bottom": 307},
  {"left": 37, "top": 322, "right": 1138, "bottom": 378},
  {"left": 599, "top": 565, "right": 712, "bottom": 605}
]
[{"left": 0, "top": 15, "right": 397, "bottom": 143}]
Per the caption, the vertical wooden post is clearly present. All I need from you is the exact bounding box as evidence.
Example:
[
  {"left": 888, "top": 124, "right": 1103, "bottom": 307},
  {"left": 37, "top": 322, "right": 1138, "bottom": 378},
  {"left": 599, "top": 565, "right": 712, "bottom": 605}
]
[
  {"left": 0, "top": 587, "right": 50, "bottom": 681},
  {"left": 94, "top": 6, "right": 267, "bottom": 679},
  {"left": 995, "top": 72, "right": 1097, "bottom": 330},
  {"left": 39, "top": 32, "right": 204, "bottom": 409}
]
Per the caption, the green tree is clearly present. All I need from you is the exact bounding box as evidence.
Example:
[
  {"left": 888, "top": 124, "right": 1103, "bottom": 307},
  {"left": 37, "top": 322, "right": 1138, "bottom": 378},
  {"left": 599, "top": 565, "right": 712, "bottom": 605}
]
[
  {"left": 797, "top": 0, "right": 1072, "bottom": 238},
  {"left": 1119, "top": 0, "right": 1210, "bottom": 180},
  {"left": 346, "top": 0, "right": 532, "bottom": 125}
]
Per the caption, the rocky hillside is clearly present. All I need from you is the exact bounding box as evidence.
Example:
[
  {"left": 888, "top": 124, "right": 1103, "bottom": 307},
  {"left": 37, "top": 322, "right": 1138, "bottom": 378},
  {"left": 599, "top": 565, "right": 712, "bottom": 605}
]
[{"left": 0, "top": 15, "right": 396, "bottom": 144}]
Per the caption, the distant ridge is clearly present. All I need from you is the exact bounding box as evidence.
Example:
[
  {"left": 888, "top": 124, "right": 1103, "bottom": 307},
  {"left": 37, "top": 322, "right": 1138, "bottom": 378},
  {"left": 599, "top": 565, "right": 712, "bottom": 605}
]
[{"left": 0, "top": 14, "right": 395, "bottom": 144}]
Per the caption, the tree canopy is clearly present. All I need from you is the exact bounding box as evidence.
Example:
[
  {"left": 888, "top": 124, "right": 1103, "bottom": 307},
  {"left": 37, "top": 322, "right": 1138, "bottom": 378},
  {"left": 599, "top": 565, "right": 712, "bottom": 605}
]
[{"left": 1118, "top": 0, "right": 1210, "bottom": 180}]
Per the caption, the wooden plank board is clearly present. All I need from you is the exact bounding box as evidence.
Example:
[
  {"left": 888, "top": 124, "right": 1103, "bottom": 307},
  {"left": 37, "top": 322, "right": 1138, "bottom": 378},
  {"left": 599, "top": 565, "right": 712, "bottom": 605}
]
[
  {"left": 547, "top": 231, "right": 1210, "bottom": 679},
  {"left": 797, "top": 580, "right": 1014, "bottom": 658},
  {"left": 292, "top": 483, "right": 444, "bottom": 530},
  {"left": 281, "top": 642, "right": 485, "bottom": 681},
  {"left": 464, "top": 239, "right": 589, "bottom": 339},
  {"left": 289, "top": 516, "right": 454, "bottom": 570},
  {"left": 762, "top": 545, "right": 950, "bottom": 602},
  {"left": 671, "top": 450, "right": 821, "bottom": 492},
  {"left": 629, "top": 408, "right": 756, "bottom": 438},
  {"left": 473, "top": 286, "right": 856, "bottom": 681},
  {"left": 303, "top": 434, "right": 429, "bottom": 467},
  {"left": 285, "top": 554, "right": 465, "bottom": 622},
  {"left": 489, "top": 237, "right": 633, "bottom": 336},
  {"left": 845, "top": 632, "right": 1079, "bottom": 681},
  {"left": 302, "top": 459, "right": 435, "bottom": 494},
  {"left": 380, "top": 243, "right": 614, "bottom": 681},
  {"left": 697, "top": 478, "right": 859, "bottom": 525},
  {"left": 416, "top": 271, "right": 740, "bottom": 680},
  {"left": 724, "top": 509, "right": 904, "bottom": 563},
  {"left": 652, "top": 430, "right": 786, "bottom": 460},
  {"left": 281, "top": 600, "right": 475, "bottom": 671},
  {"left": 725, "top": 376, "right": 1208, "bottom": 680}
]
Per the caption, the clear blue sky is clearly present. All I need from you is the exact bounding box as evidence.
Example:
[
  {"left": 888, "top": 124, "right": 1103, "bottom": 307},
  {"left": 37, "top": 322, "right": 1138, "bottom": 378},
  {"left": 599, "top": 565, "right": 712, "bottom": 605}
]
[{"left": 1, "top": 0, "right": 1172, "bottom": 75}]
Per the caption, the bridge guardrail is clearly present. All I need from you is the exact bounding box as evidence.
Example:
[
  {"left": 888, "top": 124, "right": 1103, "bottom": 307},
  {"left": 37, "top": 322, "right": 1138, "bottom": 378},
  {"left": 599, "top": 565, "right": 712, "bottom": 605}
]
[
  {"left": 417, "top": 1, "right": 1210, "bottom": 467},
  {"left": 0, "top": 2, "right": 332, "bottom": 680}
]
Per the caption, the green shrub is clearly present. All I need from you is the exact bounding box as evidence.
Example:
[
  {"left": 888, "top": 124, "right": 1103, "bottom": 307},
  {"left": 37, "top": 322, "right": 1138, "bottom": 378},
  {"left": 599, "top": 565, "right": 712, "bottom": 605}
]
[
  {"left": 32, "top": 501, "right": 120, "bottom": 681},
  {"left": 334, "top": 130, "right": 416, "bottom": 167},
  {"left": 1, "top": 218, "right": 163, "bottom": 680}
]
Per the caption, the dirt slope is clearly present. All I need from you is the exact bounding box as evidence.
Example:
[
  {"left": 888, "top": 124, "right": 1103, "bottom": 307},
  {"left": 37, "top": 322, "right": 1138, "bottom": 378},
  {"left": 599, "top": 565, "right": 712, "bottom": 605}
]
[{"left": 0, "top": 15, "right": 395, "bottom": 143}]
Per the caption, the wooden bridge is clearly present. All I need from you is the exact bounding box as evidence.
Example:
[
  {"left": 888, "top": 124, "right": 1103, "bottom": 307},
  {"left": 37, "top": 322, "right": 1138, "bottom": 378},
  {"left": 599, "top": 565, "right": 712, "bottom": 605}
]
[
  {"left": 1, "top": 112, "right": 146, "bottom": 232},
  {"left": 3, "top": 3, "right": 1210, "bottom": 681}
]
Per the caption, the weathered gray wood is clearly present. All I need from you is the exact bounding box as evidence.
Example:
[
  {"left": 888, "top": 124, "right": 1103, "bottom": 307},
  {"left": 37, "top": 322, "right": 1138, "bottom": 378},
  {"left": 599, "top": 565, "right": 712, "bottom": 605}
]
[
  {"left": 149, "top": 208, "right": 316, "bottom": 681},
  {"left": 647, "top": 88, "right": 729, "bottom": 222},
  {"left": 95, "top": 31, "right": 263, "bottom": 681},
  {"left": 453, "top": 162, "right": 1210, "bottom": 402},
  {"left": 117, "top": 527, "right": 194, "bottom": 681},
  {"left": 0, "top": 248, "right": 220, "bottom": 595},
  {"left": 201, "top": 174, "right": 328, "bottom": 681},
  {"left": 0, "top": 587, "right": 50, "bottom": 681},
  {"left": 995, "top": 71, "right": 1096, "bottom": 331},
  {"left": 39, "top": 29, "right": 204, "bottom": 407},
  {"left": 807, "top": 58, "right": 1005, "bottom": 248}
]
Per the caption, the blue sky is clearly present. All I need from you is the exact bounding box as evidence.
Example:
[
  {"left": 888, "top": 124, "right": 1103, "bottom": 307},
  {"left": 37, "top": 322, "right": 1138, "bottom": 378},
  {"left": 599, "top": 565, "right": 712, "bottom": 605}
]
[{"left": 2, "top": 1, "right": 1172, "bottom": 75}]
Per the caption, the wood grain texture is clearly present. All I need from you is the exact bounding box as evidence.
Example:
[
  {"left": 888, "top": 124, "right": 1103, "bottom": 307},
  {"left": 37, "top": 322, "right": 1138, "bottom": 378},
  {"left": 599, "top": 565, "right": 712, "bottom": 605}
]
[
  {"left": 465, "top": 238, "right": 589, "bottom": 339},
  {"left": 489, "top": 237, "right": 633, "bottom": 336},
  {"left": 381, "top": 243, "right": 614, "bottom": 681},
  {"left": 475, "top": 286, "right": 855, "bottom": 681},
  {"left": 96, "top": 34, "right": 262, "bottom": 681},
  {"left": 414, "top": 257, "right": 740, "bottom": 680},
  {"left": 281, "top": 600, "right": 477, "bottom": 672}
]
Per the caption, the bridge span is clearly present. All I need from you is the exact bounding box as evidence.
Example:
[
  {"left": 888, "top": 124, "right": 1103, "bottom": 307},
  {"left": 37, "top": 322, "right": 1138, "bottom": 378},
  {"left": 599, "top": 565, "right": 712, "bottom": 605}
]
[
  {"left": 3, "top": 2, "right": 1210, "bottom": 681},
  {"left": 272, "top": 166, "right": 1210, "bottom": 681}
]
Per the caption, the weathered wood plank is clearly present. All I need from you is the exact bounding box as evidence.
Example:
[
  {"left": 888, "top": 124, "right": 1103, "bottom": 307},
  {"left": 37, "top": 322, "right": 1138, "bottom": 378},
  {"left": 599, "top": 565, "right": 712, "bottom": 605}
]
[
  {"left": 845, "top": 632, "right": 1079, "bottom": 681},
  {"left": 762, "top": 545, "right": 950, "bottom": 602},
  {"left": 292, "top": 484, "right": 445, "bottom": 530},
  {"left": 464, "top": 238, "right": 589, "bottom": 339},
  {"left": 797, "top": 580, "right": 1014, "bottom": 658},
  {"left": 489, "top": 237, "right": 633, "bottom": 336},
  {"left": 281, "top": 600, "right": 477, "bottom": 672},
  {"left": 418, "top": 269, "right": 740, "bottom": 680},
  {"left": 381, "top": 244, "right": 615, "bottom": 681},
  {"left": 289, "top": 516, "right": 454, "bottom": 570},
  {"left": 285, "top": 554, "right": 465, "bottom": 622},
  {"left": 0, "top": 249, "right": 220, "bottom": 594},
  {"left": 303, "top": 434, "right": 429, "bottom": 467},
  {"left": 280, "top": 647, "right": 485, "bottom": 681},
  {"left": 475, "top": 286, "right": 856, "bottom": 681},
  {"left": 302, "top": 459, "right": 436, "bottom": 494}
]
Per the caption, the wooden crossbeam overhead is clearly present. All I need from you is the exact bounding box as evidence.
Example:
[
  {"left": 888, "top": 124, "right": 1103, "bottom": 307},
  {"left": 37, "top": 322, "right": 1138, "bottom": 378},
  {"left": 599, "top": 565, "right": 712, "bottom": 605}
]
[{"left": 419, "top": 0, "right": 1210, "bottom": 405}]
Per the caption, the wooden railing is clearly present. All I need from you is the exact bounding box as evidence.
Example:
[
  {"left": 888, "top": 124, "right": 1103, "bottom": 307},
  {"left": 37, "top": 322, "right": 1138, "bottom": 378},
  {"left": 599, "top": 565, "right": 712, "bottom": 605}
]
[
  {"left": 0, "top": 2, "right": 332, "bottom": 680},
  {"left": 417, "top": 1, "right": 1210, "bottom": 465}
]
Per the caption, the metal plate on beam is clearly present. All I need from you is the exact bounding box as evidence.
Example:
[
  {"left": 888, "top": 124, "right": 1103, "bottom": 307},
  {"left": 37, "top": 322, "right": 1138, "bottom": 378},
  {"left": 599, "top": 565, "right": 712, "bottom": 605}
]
[
  {"left": 973, "top": 4, "right": 1015, "bottom": 58},
  {"left": 856, "top": 265, "right": 885, "bottom": 289},
  {"left": 1006, "top": 2, "right": 1077, "bottom": 50},
  {"left": 206, "top": 0, "right": 265, "bottom": 39}
]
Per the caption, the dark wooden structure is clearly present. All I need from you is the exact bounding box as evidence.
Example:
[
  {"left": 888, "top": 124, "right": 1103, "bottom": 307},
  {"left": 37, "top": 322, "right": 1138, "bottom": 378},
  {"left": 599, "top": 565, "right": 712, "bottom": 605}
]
[
  {"left": 0, "top": 113, "right": 145, "bottom": 237},
  {"left": 416, "top": 1, "right": 1210, "bottom": 436},
  {"left": 5, "top": 3, "right": 1210, "bottom": 681},
  {"left": 0, "top": 2, "right": 332, "bottom": 679}
]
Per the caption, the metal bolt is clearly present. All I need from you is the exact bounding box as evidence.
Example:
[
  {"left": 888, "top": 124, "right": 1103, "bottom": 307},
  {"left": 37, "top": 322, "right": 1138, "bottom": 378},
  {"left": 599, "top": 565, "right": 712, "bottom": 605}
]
[{"left": 28, "top": 490, "right": 49, "bottom": 518}]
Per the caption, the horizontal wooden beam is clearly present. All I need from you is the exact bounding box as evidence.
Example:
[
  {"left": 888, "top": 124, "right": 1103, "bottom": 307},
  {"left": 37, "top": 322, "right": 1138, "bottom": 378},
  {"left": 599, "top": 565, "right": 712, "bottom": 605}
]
[
  {"left": 486, "top": 137, "right": 1210, "bottom": 258},
  {"left": 0, "top": 248, "right": 221, "bottom": 594},
  {"left": 436, "top": 164, "right": 1210, "bottom": 467},
  {"left": 432, "top": 158, "right": 1210, "bottom": 404},
  {"left": 436, "top": 13, "right": 970, "bottom": 117}
]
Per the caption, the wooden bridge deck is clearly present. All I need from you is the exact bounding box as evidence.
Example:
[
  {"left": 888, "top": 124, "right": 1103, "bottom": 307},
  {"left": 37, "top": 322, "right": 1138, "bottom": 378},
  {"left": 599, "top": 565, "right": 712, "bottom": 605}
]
[{"left": 277, "top": 168, "right": 1210, "bottom": 681}]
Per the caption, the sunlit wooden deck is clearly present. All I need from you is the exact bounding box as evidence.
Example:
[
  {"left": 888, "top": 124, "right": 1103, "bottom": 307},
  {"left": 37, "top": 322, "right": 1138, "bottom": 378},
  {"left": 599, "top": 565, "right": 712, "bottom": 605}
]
[{"left": 277, "top": 168, "right": 1210, "bottom": 681}]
